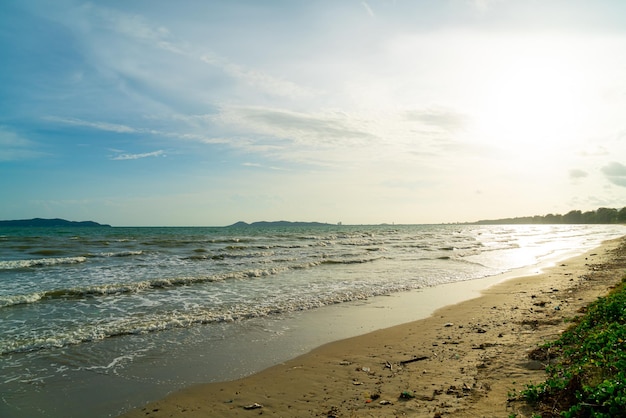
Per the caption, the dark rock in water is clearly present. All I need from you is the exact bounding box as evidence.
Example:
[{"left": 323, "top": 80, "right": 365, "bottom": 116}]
[{"left": 0, "top": 218, "right": 111, "bottom": 227}]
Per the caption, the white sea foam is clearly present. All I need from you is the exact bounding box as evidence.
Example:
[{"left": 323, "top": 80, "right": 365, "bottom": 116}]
[
  {"left": 0, "top": 292, "right": 43, "bottom": 307},
  {"left": 94, "top": 250, "right": 143, "bottom": 258},
  {"left": 0, "top": 256, "right": 87, "bottom": 269}
]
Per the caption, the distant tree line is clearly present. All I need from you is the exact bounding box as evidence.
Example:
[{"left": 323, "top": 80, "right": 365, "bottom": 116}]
[{"left": 474, "top": 207, "right": 626, "bottom": 225}]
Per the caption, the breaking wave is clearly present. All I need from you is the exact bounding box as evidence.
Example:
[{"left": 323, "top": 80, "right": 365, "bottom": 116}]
[
  {"left": 0, "top": 253, "right": 382, "bottom": 309},
  {"left": 0, "top": 277, "right": 425, "bottom": 355},
  {"left": 0, "top": 256, "right": 87, "bottom": 270}
]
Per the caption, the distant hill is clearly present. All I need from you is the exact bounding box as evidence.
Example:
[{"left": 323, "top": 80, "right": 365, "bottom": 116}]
[
  {"left": 0, "top": 218, "right": 112, "bottom": 227},
  {"left": 472, "top": 207, "right": 626, "bottom": 225},
  {"left": 228, "top": 220, "right": 331, "bottom": 228}
]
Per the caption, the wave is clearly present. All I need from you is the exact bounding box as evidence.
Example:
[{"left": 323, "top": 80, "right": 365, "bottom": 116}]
[
  {"left": 0, "top": 256, "right": 87, "bottom": 270},
  {"left": 0, "top": 256, "right": 506, "bottom": 356},
  {"left": 0, "top": 276, "right": 211, "bottom": 309},
  {"left": 182, "top": 250, "right": 275, "bottom": 261},
  {"left": 89, "top": 250, "right": 144, "bottom": 258},
  {"left": 0, "top": 251, "right": 142, "bottom": 271},
  {"left": 0, "top": 268, "right": 289, "bottom": 308},
  {"left": 29, "top": 249, "right": 68, "bottom": 256},
  {"left": 320, "top": 256, "right": 383, "bottom": 265},
  {"left": 0, "top": 278, "right": 425, "bottom": 355},
  {"left": 0, "top": 254, "right": 385, "bottom": 309},
  {"left": 139, "top": 237, "right": 255, "bottom": 248}
]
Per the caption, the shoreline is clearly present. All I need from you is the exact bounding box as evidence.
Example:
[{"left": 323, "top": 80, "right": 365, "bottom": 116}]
[{"left": 120, "top": 236, "right": 626, "bottom": 417}]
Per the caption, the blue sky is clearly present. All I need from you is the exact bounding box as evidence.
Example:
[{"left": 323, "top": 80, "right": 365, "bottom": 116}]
[{"left": 1, "top": 0, "right": 626, "bottom": 226}]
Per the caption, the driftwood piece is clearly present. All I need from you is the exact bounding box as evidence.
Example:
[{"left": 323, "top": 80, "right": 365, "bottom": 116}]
[{"left": 399, "top": 356, "right": 429, "bottom": 365}]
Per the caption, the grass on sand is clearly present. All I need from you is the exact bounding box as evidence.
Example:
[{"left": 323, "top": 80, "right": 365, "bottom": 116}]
[{"left": 517, "top": 261, "right": 626, "bottom": 417}]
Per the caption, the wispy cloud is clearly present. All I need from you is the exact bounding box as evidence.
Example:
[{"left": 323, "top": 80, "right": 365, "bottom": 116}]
[
  {"left": 85, "top": 3, "right": 182, "bottom": 53},
  {"left": 569, "top": 169, "right": 588, "bottom": 182},
  {"left": 242, "top": 162, "right": 289, "bottom": 171},
  {"left": 577, "top": 145, "right": 609, "bottom": 157},
  {"left": 199, "top": 54, "right": 315, "bottom": 99},
  {"left": 361, "top": 2, "right": 375, "bottom": 17},
  {"left": 216, "top": 106, "right": 377, "bottom": 146},
  {"left": 84, "top": 3, "right": 314, "bottom": 100},
  {"left": 0, "top": 126, "right": 45, "bottom": 161},
  {"left": 111, "top": 150, "right": 165, "bottom": 160},
  {"left": 47, "top": 117, "right": 138, "bottom": 133},
  {"left": 470, "top": 0, "right": 503, "bottom": 12},
  {"left": 205, "top": 104, "right": 500, "bottom": 168},
  {"left": 601, "top": 162, "right": 626, "bottom": 187},
  {"left": 404, "top": 108, "right": 469, "bottom": 133},
  {"left": 48, "top": 114, "right": 240, "bottom": 151}
]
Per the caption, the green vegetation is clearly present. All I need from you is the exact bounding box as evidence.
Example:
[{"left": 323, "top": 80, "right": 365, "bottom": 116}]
[
  {"left": 520, "top": 275, "right": 626, "bottom": 417},
  {"left": 474, "top": 207, "right": 626, "bottom": 225}
]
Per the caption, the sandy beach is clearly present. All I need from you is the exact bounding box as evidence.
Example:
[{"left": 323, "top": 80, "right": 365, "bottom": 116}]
[{"left": 120, "top": 236, "right": 626, "bottom": 418}]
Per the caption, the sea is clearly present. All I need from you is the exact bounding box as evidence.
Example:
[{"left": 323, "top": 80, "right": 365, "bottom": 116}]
[{"left": 1, "top": 223, "right": 624, "bottom": 417}]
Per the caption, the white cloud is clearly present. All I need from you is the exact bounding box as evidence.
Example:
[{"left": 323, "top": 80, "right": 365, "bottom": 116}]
[
  {"left": 578, "top": 145, "right": 610, "bottom": 157},
  {"left": 83, "top": 3, "right": 175, "bottom": 49},
  {"left": 47, "top": 117, "right": 137, "bottom": 133},
  {"left": 0, "top": 126, "right": 33, "bottom": 147},
  {"left": 601, "top": 162, "right": 626, "bottom": 187},
  {"left": 469, "top": 0, "right": 504, "bottom": 12},
  {"left": 361, "top": 2, "right": 375, "bottom": 17},
  {"left": 77, "top": 3, "right": 316, "bottom": 101},
  {"left": 199, "top": 54, "right": 316, "bottom": 100},
  {"left": 0, "top": 127, "right": 44, "bottom": 161},
  {"left": 569, "top": 169, "right": 588, "bottom": 180},
  {"left": 112, "top": 150, "right": 165, "bottom": 160},
  {"left": 214, "top": 106, "right": 377, "bottom": 147},
  {"left": 201, "top": 104, "right": 505, "bottom": 170},
  {"left": 242, "top": 162, "right": 289, "bottom": 171},
  {"left": 403, "top": 108, "right": 469, "bottom": 133}
]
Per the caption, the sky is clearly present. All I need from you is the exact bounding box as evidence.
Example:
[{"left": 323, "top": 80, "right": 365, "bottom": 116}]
[{"left": 1, "top": 0, "right": 626, "bottom": 226}]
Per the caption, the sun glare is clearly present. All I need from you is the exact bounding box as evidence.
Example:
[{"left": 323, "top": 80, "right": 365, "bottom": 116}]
[{"left": 470, "top": 38, "right": 588, "bottom": 153}]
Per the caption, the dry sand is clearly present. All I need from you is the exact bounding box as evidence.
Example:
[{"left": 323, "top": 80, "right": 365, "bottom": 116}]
[{"left": 120, "top": 237, "right": 626, "bottom": 418}]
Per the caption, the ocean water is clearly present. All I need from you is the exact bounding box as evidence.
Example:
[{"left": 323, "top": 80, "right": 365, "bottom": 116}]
[{"left": 1, "top": 223, "right": 624, "bottom": 417}]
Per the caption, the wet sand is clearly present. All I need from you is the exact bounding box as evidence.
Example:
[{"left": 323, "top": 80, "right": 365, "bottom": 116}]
[{"left": 120, "top": 237, "right": 626, "bottom": 418}]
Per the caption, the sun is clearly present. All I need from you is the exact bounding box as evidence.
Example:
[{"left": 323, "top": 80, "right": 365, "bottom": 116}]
[{"left": 469, "top": 37, "right": 589, "bottom": 153}]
